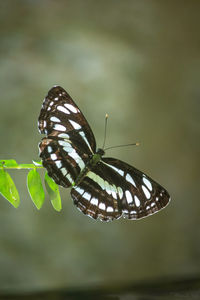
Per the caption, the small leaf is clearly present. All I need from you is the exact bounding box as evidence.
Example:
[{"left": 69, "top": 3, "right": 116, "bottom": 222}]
[
  {"left": 45, "top": 172, "right": 62, "bottom": 212},
  {"left": 0, "top": 169, "right": 20, "bottom": 207},
  {"left": 27, "top": 169, "right": 45, "bottom": 209},
  {"left": 0, "top": 159, "right": 18, "bottom": 167}
]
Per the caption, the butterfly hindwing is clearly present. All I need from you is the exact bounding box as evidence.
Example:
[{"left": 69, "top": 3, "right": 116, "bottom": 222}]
[
  {"left": 102, "top": 157, "right": 170, "bottom": 219},
  {"left": 71, "top": 174, "right": 121, "bottom": 221},
  {"left": 39, "top": 135, "right": 90, "bottom": 188},
  {"left": 71, "top": 157, "right": 170, "bottom": 221}
]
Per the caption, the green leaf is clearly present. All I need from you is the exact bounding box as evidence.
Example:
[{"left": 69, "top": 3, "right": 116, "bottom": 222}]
[
  {"left": 0, "top": 169, "right": 20, "bottom": 207},
  {"left": 27, "top": 169, "right": 45, "bottom": 209},
  {"left": 0, "top": 159, "right": 18, "bottom": 167},
  {"left": 45, "top": 172, "right": 62, "bottom": 212}
]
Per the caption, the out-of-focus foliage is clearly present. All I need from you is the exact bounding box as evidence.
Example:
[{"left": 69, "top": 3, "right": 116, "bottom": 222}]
[{"left": 0, "top": 0, "right": 200, "bottom": 293}]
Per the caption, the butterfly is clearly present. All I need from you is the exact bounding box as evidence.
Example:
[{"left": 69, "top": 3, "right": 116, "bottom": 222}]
[{"left": 38, "top": 86, "right": 170, "bottom": 222}]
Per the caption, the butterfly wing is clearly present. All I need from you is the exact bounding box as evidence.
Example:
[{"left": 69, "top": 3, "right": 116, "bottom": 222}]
[
  {"left": 71, "top": 157, "right": 170, "bottom": 221},
  {"left": 38, "top": 86, "right": 96, "bottom": 187}
]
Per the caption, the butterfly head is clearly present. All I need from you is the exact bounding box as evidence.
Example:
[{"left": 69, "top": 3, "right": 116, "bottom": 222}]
[{"left": 96, "top": 148, "right": 105, "bottom": 156}]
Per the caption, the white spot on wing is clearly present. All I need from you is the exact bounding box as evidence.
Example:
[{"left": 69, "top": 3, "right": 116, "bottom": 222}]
[
  {"left": 79, "top": 131, "right": 86, "bottom": 138},
  {"left": 118, "top": 169, "right": 124, "bottom": 176},
  {"left": 98, "top": 177, "right": 105, "bottom": 190},
  {"left": 105, "top": 181, "right": 112, "bottom": 195},
  {"left": 142, "top": 185, "right": 151, "bottom": 199},
  {"left": 79, "top": 131, "right": 92, "bottom": 151},
  {"left": 83, "top": 192, "right": 91, "bottom": 201},
  {"left": 110, "top": 185, "right": 117, "bottom": 199},
  {"left": 87, "top": 172, "right": 105, "bottom": 190},
  {"left": 126, "top": 173, "right": 137, "bottom": 187},
  {"left": 54, "top": 124, "right": 66, "bottom": 131},
  {"left": 58, "top": 140, "right": 71, "bottom": 147},
  {"left": 50, "top": 116, "right": 60, "bottom": 123},
  {"left": 58, "top": 133, "right": 70, "bottom": 139},
  {"left": 64, "top": 103, "right": 78, "bottom": 113},
  {"left": 76, "top": 158, "right": 85, "bottom": 170},
  {"left": 60, "top": 167, "right": 67, "bottom": 176},
  {"left": 63, "top": 146, "right": 74, "bottom": 153},
  {"left": 57, "top": 105, "right": 70, "bottom": 114},
  {"left": 43, "top": 120, "right": 47, "bottom": 128},
  {"left": 125, "top": 190, "right": 133, "bottom": 204},
  {"left": 68, "top": 151, "right": 85, "bottom": 170},
  {"left": 143, "top": 176, "right": 153, "bottom": 191},
  {"left": 75, "top": 187, "right": 84, "bottom": 195},
  {"left": 87, "top": 172, "right": 118, "bottom": 200},
  {"left": 107, "top": 206, "right": 114, "bottom": 213},
  {"left": 69, "top": 119, "right": 81, "bottom": 130},
  {"left": 68, "top": 151, "right": 79, "bottom": 160},
  {"left": 50, "top": 154, "right": 57, "bottom": 160},
  {"left": 109, "top": 165, "right": 124, "bottom": 176},
  {"left": 91, "top": 197, "right": 98, "bottom": 206},
  {"left": 99, "top": 202, "right": 106, "bottom": 210},
  {"left": 47, "top": 146, "right": 52, "bottom": 153},
  {"left": 55, "top": 160, "right": 62, "bottom": 168},
  {"left": 117, "top": 187, "right": 123, "bottom": 199},
  {"left": 134, "top": 195, "right": 140, "bottom": 207},
  {"left": 66, "top": 173, "right": 73, "bottom": 183}
]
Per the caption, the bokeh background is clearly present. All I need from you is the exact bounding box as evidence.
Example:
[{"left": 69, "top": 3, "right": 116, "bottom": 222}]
[{"left": 0, "top": 0, "right": 200, "bottom": 294}]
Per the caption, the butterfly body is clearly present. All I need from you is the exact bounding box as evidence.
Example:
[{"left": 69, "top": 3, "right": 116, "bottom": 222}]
[
  {"left": 38, "top": 86, "right": 170, "bottom": 222},
  {"left": 72, "top": 148, "right": 104, "bottom": 186}
]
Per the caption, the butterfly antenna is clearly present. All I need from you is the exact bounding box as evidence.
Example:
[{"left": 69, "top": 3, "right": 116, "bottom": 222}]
[
  {"left": 104, "top": 142, "right": 140, "bottom": 151},
  {"left": 102, "top": 113, "right": 109, "bottom": 150}
]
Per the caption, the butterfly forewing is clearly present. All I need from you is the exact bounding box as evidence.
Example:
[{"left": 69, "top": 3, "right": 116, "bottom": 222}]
[
  {"left": 38, "top": 86, "right": 96, "bottom": 187},
  {"left": 71, "top": 157, "right": 170, "bottom": 221},
  {"left": 38, "top": 86, "right": 96, "bottom": 154}
]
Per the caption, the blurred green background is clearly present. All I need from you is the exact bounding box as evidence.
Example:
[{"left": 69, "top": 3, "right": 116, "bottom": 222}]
[{"left": 0, "top": 0, "right": 200, "bottom": 294}]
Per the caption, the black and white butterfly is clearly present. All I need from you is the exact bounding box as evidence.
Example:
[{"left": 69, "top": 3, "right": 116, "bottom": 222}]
[{"left": 38, "top": 86, "right": 170, "bottom": 222}]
